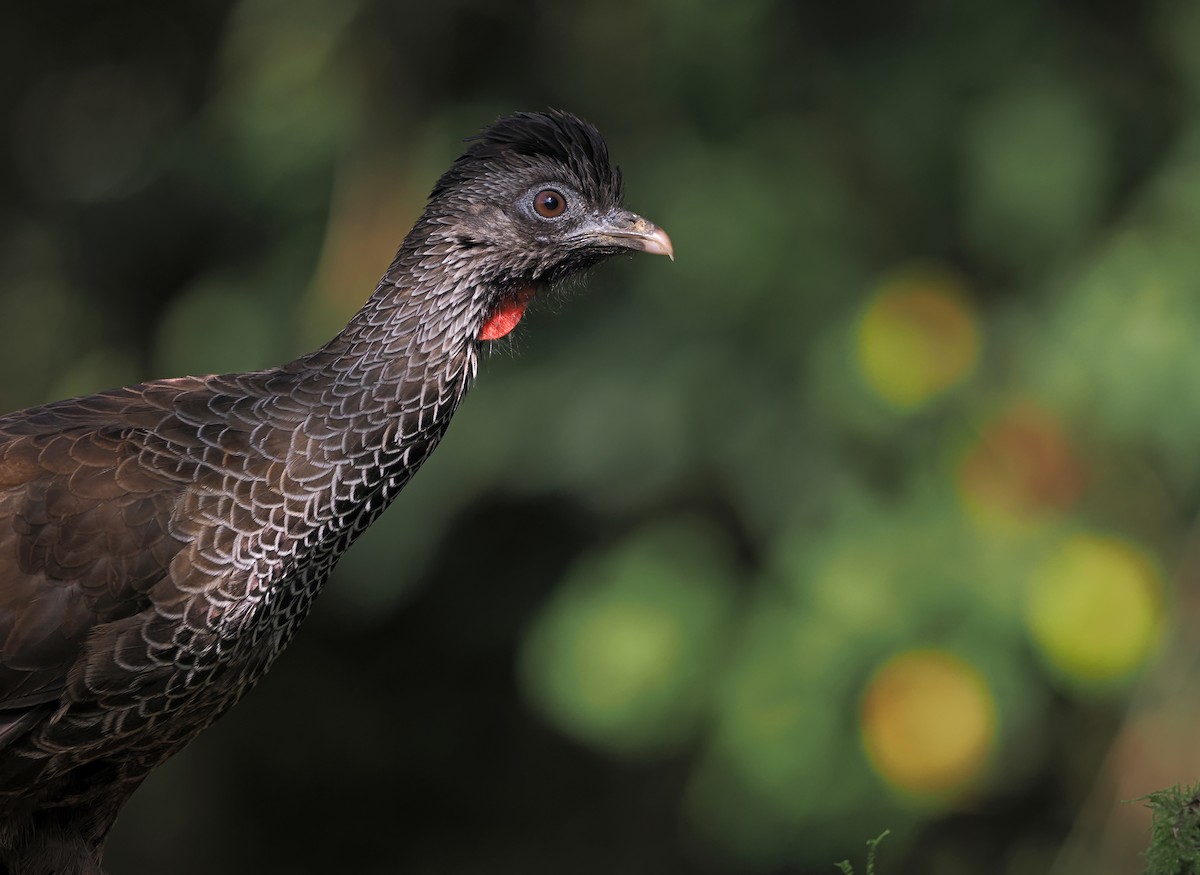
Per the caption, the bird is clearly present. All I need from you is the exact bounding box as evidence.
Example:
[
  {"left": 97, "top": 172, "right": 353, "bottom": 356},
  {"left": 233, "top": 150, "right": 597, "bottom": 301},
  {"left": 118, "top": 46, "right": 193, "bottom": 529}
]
[{"left": 0, "top": 109, "right": 672, "bottom": 875}]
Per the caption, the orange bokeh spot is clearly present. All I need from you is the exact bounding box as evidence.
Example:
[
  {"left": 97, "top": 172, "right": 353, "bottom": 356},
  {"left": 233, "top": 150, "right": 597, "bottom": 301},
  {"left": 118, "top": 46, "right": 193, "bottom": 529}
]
[
  {"left": 861, "top": 650, "right": 996, "bottom": 799},
  {"left": 958, "top": 402, "right": 1085, "bottom": 523}
]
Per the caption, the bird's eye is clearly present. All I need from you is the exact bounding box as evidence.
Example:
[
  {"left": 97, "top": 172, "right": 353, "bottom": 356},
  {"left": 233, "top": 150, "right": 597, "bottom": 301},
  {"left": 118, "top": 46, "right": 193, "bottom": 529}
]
[{"left": 533, "top": 189, "right": 567, "bottom": 218}]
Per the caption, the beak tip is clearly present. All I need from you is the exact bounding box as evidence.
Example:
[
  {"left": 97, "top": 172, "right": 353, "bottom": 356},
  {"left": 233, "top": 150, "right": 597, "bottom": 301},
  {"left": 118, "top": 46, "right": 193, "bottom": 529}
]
[{"left": 635, "top": 224, "right": 675, "bottom": 261}]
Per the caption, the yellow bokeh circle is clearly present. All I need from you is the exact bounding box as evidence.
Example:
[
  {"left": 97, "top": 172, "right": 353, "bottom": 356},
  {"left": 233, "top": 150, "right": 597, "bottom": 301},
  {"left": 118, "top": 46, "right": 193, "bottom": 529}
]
[
  {"left": 860, "top": 649, "right": 996, "bottom": 798},
  {"left": 855, "top": 267, "right": 981, "bottom": 411},
  {"left": 1025, "top": 533, "right": 1162, "bottom": 683}
]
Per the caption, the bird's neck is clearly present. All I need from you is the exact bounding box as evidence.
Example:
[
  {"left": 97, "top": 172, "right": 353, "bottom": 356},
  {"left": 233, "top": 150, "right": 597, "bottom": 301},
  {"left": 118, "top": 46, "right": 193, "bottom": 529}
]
[{"left": 293, "top": 227, "right": 493, "bottom": 449}]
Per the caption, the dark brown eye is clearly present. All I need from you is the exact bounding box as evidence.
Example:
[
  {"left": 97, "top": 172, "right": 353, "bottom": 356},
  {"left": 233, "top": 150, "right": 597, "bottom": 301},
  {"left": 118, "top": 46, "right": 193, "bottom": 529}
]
[{"left": 533, "top": 189, "right": 566, "bottom": 218}]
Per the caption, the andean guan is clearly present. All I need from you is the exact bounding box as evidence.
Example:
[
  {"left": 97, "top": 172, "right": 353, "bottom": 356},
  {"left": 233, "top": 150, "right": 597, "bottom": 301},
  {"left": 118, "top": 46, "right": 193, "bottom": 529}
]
[{"left": 0, "top": 110, "right": 672, "bottom": 874}]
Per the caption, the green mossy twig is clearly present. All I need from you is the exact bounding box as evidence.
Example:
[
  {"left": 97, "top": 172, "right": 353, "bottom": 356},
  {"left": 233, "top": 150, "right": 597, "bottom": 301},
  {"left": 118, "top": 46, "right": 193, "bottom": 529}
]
[
  {"left": 1143, "top": 784, "right": 1200, "bottom": 875},
  {"left": 835, "top": 830, "right": 890, "bottom": 875}
]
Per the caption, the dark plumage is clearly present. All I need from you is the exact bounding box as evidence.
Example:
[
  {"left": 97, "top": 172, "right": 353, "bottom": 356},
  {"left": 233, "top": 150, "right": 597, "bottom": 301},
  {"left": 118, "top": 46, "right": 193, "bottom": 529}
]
[{"left": 0, "top": 110, "right": 671, "bottom": 875}]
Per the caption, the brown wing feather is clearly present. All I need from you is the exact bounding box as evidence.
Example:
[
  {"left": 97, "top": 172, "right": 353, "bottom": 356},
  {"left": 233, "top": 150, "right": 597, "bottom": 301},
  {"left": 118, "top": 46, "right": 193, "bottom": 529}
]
[{"left": 0, "top": 385, "right": 201, "bottom": 752}]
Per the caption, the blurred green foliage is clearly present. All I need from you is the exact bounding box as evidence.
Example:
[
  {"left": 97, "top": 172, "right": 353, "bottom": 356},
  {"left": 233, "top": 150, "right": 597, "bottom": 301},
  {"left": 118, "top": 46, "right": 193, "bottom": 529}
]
[
  {"left": 4, "top": 1, "right": 1200, "bottom": 874},
  {"left": 519, "top": 519, "right": 735, "bottom": 756}
]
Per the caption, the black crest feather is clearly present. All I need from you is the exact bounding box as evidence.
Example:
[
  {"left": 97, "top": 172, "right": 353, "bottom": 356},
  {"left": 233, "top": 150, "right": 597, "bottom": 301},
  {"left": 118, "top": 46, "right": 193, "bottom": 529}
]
[{"left": 434, "top": 110, "right": 624, "bottom": 204}]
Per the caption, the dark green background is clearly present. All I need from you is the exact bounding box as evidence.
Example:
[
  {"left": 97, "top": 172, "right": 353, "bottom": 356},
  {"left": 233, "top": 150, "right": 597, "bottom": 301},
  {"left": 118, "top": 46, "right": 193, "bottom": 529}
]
[{"left": 3, "top": 1, "right": 1200, "bottom": 873}]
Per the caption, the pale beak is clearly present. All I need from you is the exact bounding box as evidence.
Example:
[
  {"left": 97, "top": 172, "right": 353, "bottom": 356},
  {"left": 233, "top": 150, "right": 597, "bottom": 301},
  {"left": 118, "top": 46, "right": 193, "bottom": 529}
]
[{"left": 583, "top": 210, "right": 675, "bottom": 260}]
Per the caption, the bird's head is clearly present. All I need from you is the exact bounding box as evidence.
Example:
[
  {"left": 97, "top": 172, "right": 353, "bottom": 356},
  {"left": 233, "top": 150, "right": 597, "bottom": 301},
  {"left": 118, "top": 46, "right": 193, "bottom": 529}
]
[{"left": 414, "top": 110, "right": 673, "bottom": 341}]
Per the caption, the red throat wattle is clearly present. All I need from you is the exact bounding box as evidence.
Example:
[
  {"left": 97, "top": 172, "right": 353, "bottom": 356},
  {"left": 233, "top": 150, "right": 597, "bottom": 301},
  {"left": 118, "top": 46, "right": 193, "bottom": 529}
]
[{"left": 479, "top": 284, "right": 537, "bottom": 341}]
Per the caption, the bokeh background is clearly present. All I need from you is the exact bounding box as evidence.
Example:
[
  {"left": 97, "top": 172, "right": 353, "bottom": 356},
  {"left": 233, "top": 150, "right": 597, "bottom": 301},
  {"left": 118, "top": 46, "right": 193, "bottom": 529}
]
[{"left": 3, "top": 0, "right": 1200, "bottom": 872}]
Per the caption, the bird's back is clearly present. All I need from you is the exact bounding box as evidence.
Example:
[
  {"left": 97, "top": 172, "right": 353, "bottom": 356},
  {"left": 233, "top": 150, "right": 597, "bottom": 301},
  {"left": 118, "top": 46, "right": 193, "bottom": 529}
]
[{"left": 0, "top": 370, "right": 367, "bottom": 829}]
